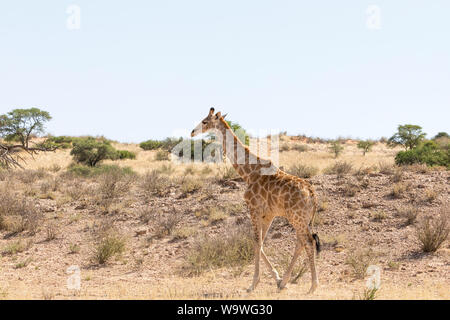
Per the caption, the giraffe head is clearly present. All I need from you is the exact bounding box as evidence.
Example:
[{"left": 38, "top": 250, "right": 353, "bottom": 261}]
[{"left": 191, "top": 107, "right": 227, "bottom": 137}]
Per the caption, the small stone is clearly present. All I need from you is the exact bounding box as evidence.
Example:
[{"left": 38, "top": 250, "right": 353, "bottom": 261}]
[{"left": 135, "top": 230, "right": 147, "bottom": 236}]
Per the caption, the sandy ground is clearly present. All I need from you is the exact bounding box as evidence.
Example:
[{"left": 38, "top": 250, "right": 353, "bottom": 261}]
[{"left": 0, "top": 138, "right": 448, "bottom": 300}]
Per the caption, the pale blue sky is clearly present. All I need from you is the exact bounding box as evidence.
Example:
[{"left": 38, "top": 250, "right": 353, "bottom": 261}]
[{"left": 1, "top": 1, "right": 449, "bottom": 142}]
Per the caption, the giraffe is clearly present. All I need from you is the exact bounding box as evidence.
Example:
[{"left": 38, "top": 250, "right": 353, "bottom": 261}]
[{"left": 191, "top": 108, "right": 321, "bottom": 294}]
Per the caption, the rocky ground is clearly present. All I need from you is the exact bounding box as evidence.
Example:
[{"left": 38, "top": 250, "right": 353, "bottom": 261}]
[{"left": 0, "top": 161, "right": 448, "bottom": 300}]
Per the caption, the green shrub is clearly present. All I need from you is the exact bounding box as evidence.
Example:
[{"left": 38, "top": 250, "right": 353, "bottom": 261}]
[
  {"left": 328, "top": 140, "right": 344, "bottom": 158},
  {"left": 116, "top": 150, "right": 136, "bottom": 160},
  {"left": 139, "top": 139, "right": 162, "bottom": 150},
  {"left": 395, "top": 141, "right": 449, "bottom": 168},
  {"left": 67, "top": 164, "right": 135, "bottom": 178},
  {"left": 93, "top": 233, "right": 126, "bottom": 264},
  {"left": 388, "top": 124, "right": 426, "bottom": 150},
  {"left": 70, "top": 137, "right": 118, "bottom": 166},
  {"left": 357, "top": 140, "right": 375, "bottom": 156}
]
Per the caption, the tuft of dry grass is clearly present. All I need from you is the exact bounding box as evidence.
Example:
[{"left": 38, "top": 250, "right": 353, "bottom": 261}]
[
  {"left": 287, "top": 163, "right": 318, "bottom": 179},
  {"left": 390, "top": 183, "right": 408, "bottom": 199},
  {"left": 396, "top": 206, "right": 419, "bottom": 225},
  {"left": 424, "top": 188, "right": 437, "bottom": 203},
  {"left": 140, "top": 170, "right": 171, "bottom": 198},
  {"left": 92, "top": 232, "right": 126, "bottom": 265},
  {"left": 371, "top": 211, "right": 387, "bottom": 222},
  {"left": 324, "top": 161, "right": 353, "bottom": 177},
  {"left": 0, "top": 189, "right": 42, "bottom": 234},
  {"left": 154, "top": 212, "right": 183, "bottom": 238},
  {"left": 182, "top": 224, "right": 254, "bottom": 276},
  {"left": 345, "top": 249, "right": 378, "bottom": 279},
  {"left": 416, "top": 211, "right": 449, "bottom": 253}
]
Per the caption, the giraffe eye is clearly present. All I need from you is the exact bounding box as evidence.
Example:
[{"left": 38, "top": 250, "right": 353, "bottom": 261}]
[{"left": 202, "top": 121, "right": 207, "bottom": 125}]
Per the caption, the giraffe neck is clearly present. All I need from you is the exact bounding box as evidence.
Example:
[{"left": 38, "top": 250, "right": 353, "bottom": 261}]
[{"left": 217, "top": 118, "right": 274, "bottom": 183}]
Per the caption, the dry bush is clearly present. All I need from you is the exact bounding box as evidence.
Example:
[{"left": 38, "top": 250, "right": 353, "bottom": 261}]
[
  {"left": 93, "top": 233, "right": 126, "bottom": 264},
  {"left": 140, "top": 170, "right": 171, "bottom": 198},
  {"left": 343, "top": 182, "right": 359, "bottom": 197},
  {"left": 155, "top": 150, "right": 170, "bottom": 161},
  {"left": 64, "top": 180, "right": 92, "bottom": 201},
  {"left": 216, "top": 165, "right": 239, "bottom": 181},
  {"left": 172, "top": 226, "right": 197, "bottom": 241},
  {"left": 287, "top": 164, "right": 318, "bottom": 179},
  {"left": 15, "top": 168, "right": 49, "bottom": 184},
  {"left": 183, "top": 165, "right": 197, "bottom": 176},
  {"left": 157, "top": 163, "right": 175, "bottom": 175},
  {"left": 97, "top": 169, "right": 133, "bottom": 208},
  {"left": 378, "top": 162, "right": 395, "bottom": 175},
  {"left": 183, "top": 224, "right": 254, "bottom": 276},
  {"left": 195, "top": 206, "right": 229, "bottom": 226},
  {"left": 291, "top": 144, "right": 309, "bottom": 153},
  {"left": 424, "top": 188, "right": 437, "bottom": 203},
  {"left": 345, "top": 249, "right": 378, "bottom": 279},
  {"left": 180, "top": 177, "right": 204, "bottom": 196},
  {"left": 396, "top": 206, "right": 419, "bottom": 225},
  {"left": 416, "top": 211, "right": 449, "bottom": 252},
  {"left": 390, "top": 183, "right": 408, "bottom": 199},
  {"left": 91, "top": 223, "right": 126, "bottom": 264},
  {"left": 280, "top": 144, "right": 290, "bottom": 152},
  {"left": 138, "top": 207, "right": 155, "bottom": 224},
  {"left": 2, "top": 240, "right": 29, "bottom": 255},
  {"left": 371, "top": 211, "right": 387, "bottom": 222},
  {"left": 405, "top": 164, "right": 429, "bottom": 174},
  {"left": 0, "top": 189, "right": 41, "bottom": 234},
  {"left": 317, "top": 197, "right": 329, "bottom": 212},
  {"left": 154, "top": 212, "right": 183, "bottom": 238},
  {"left": 45, "top": 223, "right": 59, "bottom": 241},
  {"left": 324, "top": 161, "right": 353, "bottom": 177},
  {"left": 40, "top": 177, "right": 61, "bottom": 194},
  {"left": 391, "top": 169, "right": 404, "bottom": 183}
]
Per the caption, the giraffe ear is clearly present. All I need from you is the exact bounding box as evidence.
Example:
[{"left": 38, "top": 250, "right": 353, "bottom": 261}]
[{"left": 222, "top": 113, "right": 227, "bottom": 119}]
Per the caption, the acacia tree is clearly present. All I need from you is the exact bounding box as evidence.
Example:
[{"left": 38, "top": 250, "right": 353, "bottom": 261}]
[
  {"left": 357, "top": 140, "right": 375, "bottom": 156},
  {"left": 388, "top": 124, "right": 426, "bottom": 150},
  {"left": 0, "top": 108, "right": 54, "bottom": 168},
  {"left": 0, "top": 108, "right": 52, "bottom": 148}
]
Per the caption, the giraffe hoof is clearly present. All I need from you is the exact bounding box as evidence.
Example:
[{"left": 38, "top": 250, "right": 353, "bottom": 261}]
[
  {"left": 246, "top": 287, "right": 254, "bottom": 293},
  {"left": 277, "top": 280, "right": 286, "bottom": 290},
  {"left": 307, "top": 284, "right": 318, "bottom": 294}
]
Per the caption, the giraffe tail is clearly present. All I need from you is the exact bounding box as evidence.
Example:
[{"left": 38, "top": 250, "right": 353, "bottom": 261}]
[{"left": 312, "top": 233, "right": 321, "bottom": 254}]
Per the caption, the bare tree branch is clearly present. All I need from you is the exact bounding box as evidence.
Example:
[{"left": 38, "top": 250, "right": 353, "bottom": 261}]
[{"left": 0, "top": 142, "right": 57, "bottom": 169}]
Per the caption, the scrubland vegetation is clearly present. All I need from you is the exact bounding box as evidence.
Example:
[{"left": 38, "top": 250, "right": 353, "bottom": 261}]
[{"left": 0, "top": 108, "right": 449, "bottom": 299}]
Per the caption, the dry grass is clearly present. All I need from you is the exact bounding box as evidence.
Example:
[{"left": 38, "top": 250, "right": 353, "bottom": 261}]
[
  {"left": 182, "top": 224, "right": 254, "bottom": 276},
  {"left": 345, "top": 249, "right": 378, "bottom": 279},
  {"left": 92, "top": 231, "right": 126, "bottom": 265},
  {"left": 416, "top": 211, "right": 449, "bottom": 253},
  {"left": 0, "top": 188, "right": 42, "bottom": 234},
  {"left": 287, "top": 163, "right": 318, "bottom": 178},
  {"left": 396, "top": 206, "right": 419, "bottom": 226}
]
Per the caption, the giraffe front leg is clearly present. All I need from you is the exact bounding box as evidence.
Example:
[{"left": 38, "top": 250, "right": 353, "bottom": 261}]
[{"left": 247, "top": 219, "right": 262, "bottom": 293}]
